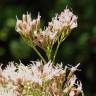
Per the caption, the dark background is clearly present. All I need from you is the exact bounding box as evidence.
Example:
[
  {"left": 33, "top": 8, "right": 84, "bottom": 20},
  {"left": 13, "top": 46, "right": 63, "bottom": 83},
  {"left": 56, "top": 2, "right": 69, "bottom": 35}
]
[{"left": 0, "top": 0, "right": 96, "bottom": 96}]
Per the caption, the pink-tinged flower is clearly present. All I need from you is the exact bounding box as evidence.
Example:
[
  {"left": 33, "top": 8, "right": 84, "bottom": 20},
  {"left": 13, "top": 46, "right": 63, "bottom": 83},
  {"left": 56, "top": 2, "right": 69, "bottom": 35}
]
[
  {"left": 16, "top": 13, "right": 41, "bottom": 38},
  {"left": 58, "top": 8, "right": 78, "bottom": 29},
  {"left": 0, "top": 87, "right": 17, "bottom": 96},
  {"left": 69, "top": 90, "right": 75, "bottom": 96},
  {"left": 32, "top": 29, "right": 58, "bottom": 49},
  {"left": 16, "top": 8, "right": 77, "bottom": 50},
  {"left": 48, "top": 8, "right": 77, "bottom": 34},
  {"left": 0, "top": 61, "right": 82, "bottom": 96}
]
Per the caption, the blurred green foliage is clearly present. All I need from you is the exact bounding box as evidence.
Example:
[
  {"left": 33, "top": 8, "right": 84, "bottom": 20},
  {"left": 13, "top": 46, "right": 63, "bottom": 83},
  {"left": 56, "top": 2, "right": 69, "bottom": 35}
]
[
  {"left": 0, "top": 0, "right": 96, "bottom": 95},
  {"left": 9, "top": 39, "right": 32, "bottom": 59}
]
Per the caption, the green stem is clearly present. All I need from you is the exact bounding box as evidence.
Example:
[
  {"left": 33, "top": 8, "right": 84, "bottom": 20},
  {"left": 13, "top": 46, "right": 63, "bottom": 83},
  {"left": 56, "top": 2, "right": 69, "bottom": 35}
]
[
  {"left": 52, "top": 29, "right": 71, "bottom": 63},
  {"left": 46, "top": 46, "right": 52, "bottom": 61},
  {"left": 81, "top": 91, "right": 85, "bottom": 96},
  {"left": 22, "top": 37, "right": 46, "bottom": 64},
  {"left": 32, "top": 44, "right": 47, "bottom": 64},
  {"left": 53, "top": 40, "right": 60, "bottom": 64}
]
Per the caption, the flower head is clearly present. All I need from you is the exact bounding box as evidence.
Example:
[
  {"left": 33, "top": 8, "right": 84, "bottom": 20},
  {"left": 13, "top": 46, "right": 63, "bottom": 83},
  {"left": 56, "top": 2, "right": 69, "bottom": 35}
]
[
  {"left": 0, "top": 88, "right": 17, "bottom": 96},
  {"left": 16, "top": 13, "right": 41, "bottom": 38},
  {"left": 48, "top": 8, "right": 77, "bottom": 35},
  {"left": 58, "top": 8, "right": 78, "bottom": 29},
  {"left": 0, "top": 61, "right": 82, "bottom": 96},
  {"left": 16, "top": 8, "right": 77, "bottom": 51}
]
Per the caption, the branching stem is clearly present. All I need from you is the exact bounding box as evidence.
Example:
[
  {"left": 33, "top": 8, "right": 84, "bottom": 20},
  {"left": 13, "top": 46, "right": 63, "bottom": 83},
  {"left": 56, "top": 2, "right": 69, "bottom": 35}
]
[
  {"left": 22, "top": 37, "right": 47, "bottom": 64},
  {"left": 32, "top": 44, "right": 47, "bottom": 64}
]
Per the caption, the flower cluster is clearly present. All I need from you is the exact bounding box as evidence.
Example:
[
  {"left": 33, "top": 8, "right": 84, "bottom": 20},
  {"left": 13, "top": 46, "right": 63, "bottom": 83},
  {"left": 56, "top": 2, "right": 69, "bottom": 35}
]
[
  {"left": 0, "top": 7, "right": 84, "bottom": 96},
  {"left": 48, "top": 8, "right": 77, "bottom": 33},
  {"left": 0, "top": 87, "right": 17, "bottom": 96},
  {"left": 16, "top": 8, "right": 77, "bottom": 51},
  {"left": 0, "top": 61, "right": 82, "bottom": 96},
  {"left": 16, "top": 13, "right": 41, "bottom": 38}
]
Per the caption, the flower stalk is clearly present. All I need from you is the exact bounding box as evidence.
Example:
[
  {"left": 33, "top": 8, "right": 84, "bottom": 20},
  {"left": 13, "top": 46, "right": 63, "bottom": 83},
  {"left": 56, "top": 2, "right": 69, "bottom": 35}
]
[
  {"left": 30, "top": 44, "right": 47, "bottom": 64},
  {"left": 22, "top": 36, "right": 47, "bottom": 64},
  {"left": 53, "top": 39, "right": 61, "bottom": 63}
]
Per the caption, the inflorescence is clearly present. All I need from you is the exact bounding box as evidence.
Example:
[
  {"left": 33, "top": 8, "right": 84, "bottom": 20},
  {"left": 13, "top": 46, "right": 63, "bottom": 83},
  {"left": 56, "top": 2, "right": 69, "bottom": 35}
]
[
  {"left": 0, "top": 61, "right": 82, "bottom": 96},
  {"left": 0, "top": 7, "right": 84, "bottom": 96}
]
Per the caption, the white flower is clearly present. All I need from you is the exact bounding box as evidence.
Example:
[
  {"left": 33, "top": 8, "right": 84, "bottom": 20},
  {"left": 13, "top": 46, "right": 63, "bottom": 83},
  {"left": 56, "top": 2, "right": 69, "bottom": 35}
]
[
  {"left": 69, "top": 90, "right": 75, "bottom": 96},
  {"left": 69, "top": 75, "right": 77, "bottom": 87},
  {"left": 76, "top": 81, "right": 82, "bottom": 91},
  {"left": 3, "top": 62, "right": 17, "bottom": 81},
  {"left": 16, "top": 13, "right": 41, "bottom": 37},
  {"left": 43, "top": 61, "right": 64, "bottom": 80},
  {"left": 0, "top": 61, "right": 82, "bottom": 96},
  {"left": 58, "top": 8, "right": 78, "bottom": 29},
  {"left": 48, "top": 8, "right": 77, "bottom": 34},
  {"left": 0, "top": 87, "right": 17, "bottom": 96}
]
